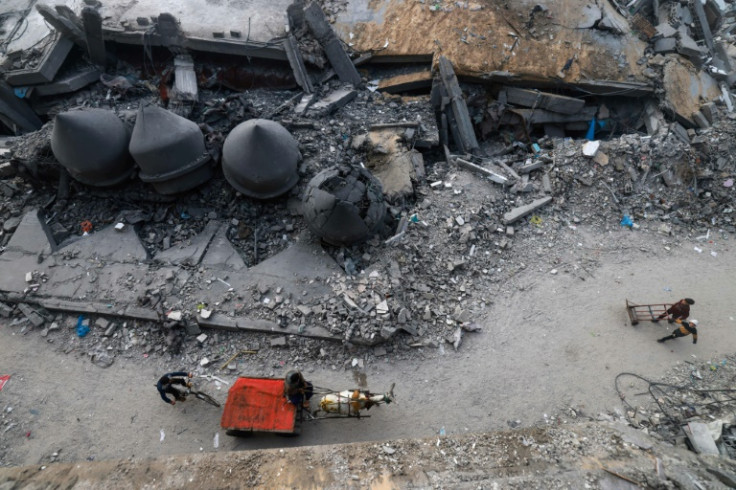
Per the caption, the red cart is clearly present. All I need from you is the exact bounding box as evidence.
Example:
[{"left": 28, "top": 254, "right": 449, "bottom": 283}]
[{"left": 220, "top": 377, "right": 299, "bottom": 436}]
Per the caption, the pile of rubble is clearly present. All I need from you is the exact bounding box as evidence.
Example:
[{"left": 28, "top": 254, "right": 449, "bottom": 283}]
[{"left": 0, "top": 0, "right": 735, "bottom": 364}]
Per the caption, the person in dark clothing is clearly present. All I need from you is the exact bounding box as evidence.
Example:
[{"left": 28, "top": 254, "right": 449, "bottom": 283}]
[
  {"left": 655, "top": 298, "right": 694, "bottom": 323},
  {"left": 657, "top": 319, "right": 698, "bottom": 344},
  {"left": 283, "top": 370, "right": 313, "bottom": 409},
  {"left": 157, "top": 371, "right": 193, "bottom": 405}
]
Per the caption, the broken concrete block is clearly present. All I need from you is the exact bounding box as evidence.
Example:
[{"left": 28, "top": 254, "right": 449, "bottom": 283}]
[
  {"left": 582, "top": 140, "right": 600, "bottom": 157},
  {"left": 593, "top": 152, "right": 609, "bottom": 166},
  {"left": 700, "top": 102, "right": 716, "bottom": 124},
  {"left": 677, "top": 34, "right": 707, "bottom": 63},
  {"left": 309, "top": 88, "right": 357, "bottom": 115},
  {"left": 303, "top": 2, "right": 361, "bottom": 86},
  {"left": 17, "top": 303, "right": 45, "bottom": 327},
  {"left": 692, "top": 111, "right": 711, "bottom": 129},
  {"left": 438, "top": 56, "right": 480, "bottom": 154},
  {"left": 542, "top": 174, "right": 552, "bottom": 194},
  {"left": 670, "top": 122, "right": 690, "bottom": 144},
  {"left": 654, "top": 37, "right": 677, "bottom": 54},
  {"left": 270, "top": 337, "right": 288, "bottom": 348},
  {"left": 196, "top": 333, "right": 208, "bottom": 344},
  {"left": 167, "top": 310, "right": 183, "bottom": 321},
  {"left": 455, "top": 158, "right": 507, "bottom": 184},
  {"left": 505, "top": 87, "right": 585, "bottom": 115},
  {"left": 503, "top": 196, "right": 553, "bottom": 225},
  {"left": 655, "top": 23, "right": 677, "bottom": 38},
  {"left": 96, "top": 317, "right": 109, "bottom": 330},
  {"left": 0, "top": 302, "right": 13, "bottom": 317},
  {"left": 35, "top": 67, "right": 101, "bottom": 98},
  {"left": 5, "top": 35, "right": 74, "bottom": 86},
  {"left": 685, "top": 422, "right": 719, "bottom": 455}
]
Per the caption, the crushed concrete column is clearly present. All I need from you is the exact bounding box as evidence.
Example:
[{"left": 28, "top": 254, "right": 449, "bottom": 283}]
[
  {"left": 503, "top": 197, "right": 553, "bottom": 225},
  {"left": 303, "top": 2, "right": 361, "bottom": 86}
]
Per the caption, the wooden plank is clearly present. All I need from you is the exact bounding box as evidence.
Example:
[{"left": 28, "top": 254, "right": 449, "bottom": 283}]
[{"left": 505, "top": 87, "right": 585, "bottom": 115}]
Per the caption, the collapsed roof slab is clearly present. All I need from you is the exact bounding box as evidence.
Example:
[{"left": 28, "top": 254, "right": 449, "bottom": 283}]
[
  {"left": 333, "top": 0, "right": 650, "bottom": 86},
  {"left": 97, "top": 0, "right": 293, "bottom": 61}
]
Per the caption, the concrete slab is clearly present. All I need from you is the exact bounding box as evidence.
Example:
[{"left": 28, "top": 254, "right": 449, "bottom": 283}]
[
  {"left": 4, "top": 209, "right": 56, "bottom": 256},
  {"left": 155, "top": 220, "right": 220, "bottom": 266},
  {"left": 99, "top": 0, "right": 291, "bottom": 60},
  {"left": 200, "top": 224, "right": 246, "bottom": 272},
  {"left": 55, "top": 222, "right": 148, "bottom": 264},
  {"left": 244, "top": 237, "right": 342, "bottom": 298},
  {"left": 0, "top": 251, "right": 47, "bottom": 293}
]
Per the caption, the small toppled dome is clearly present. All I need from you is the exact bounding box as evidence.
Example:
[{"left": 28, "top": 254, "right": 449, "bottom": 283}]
[
  {"left": 51, "top": 109, "right": 132, "bottom": 187},
  {"left": 129, "top": 105, "right": 213, "bottom": 194},
  {"left": 221, "top": 119, "right": 300, "bottom": 199},
  {"left": 302, "top": 165, "right": 387, "bottom": 246}
]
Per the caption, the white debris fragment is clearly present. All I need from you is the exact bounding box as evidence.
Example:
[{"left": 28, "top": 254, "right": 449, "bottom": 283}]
[
  {"left": 167, "top": 310, "right": 182, "bottom": 321},
  {"left": 114, "top": 222, "right": 125, "bottom": 231},
  {"left": 582, "top": 140, "right": 600, "bottom": 157},
  {"left": 199, "top": 309, "right": 212, "bottom": 319},
  {"left": 376, "top": 300, "right": 389, "bottom": 315}
]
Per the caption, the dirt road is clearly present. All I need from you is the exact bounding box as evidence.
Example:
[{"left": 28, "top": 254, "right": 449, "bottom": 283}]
[{"left": 1, "top": 226, "right": 734, "bottom": 466}]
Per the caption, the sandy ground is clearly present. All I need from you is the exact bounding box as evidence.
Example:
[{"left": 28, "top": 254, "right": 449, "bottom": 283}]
[{"left": 1, "top": 226, "right": 734, "bottom": 466}]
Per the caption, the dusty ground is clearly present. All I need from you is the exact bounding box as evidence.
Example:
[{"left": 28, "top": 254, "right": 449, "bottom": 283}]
[{"left": 1, "top": 222, "right": 734, "bottom": 469}]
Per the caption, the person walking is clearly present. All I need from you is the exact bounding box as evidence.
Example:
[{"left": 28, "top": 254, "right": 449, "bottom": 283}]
[
  {"left": 157, "top": 371, "right": 193, "bottom": 405},
  {"left": 657, "top": 319, "right": 698, "bottom": 344},
  {"left": 654, "top": 298, "right": 694, "bottom": 323}
]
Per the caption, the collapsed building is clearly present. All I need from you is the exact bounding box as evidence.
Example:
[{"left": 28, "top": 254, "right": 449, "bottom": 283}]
[{"left": 0, "top": 0, "right": 735, "bottom": 345}]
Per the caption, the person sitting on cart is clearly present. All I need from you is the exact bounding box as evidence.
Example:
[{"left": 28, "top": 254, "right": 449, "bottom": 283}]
[
  {"left": 157, "top": 371, "right": 193, "bottom": 405},
  {"left": 284, "top": 370, "right": 313, "bottom": 409},
  {"left": 654, "top": 298, "right": 694, "bottom": 323}
]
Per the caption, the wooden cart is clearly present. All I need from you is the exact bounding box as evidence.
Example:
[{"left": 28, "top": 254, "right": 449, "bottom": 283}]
[{"left": 220, "top": 377, "right": 299, "bottom": 436}]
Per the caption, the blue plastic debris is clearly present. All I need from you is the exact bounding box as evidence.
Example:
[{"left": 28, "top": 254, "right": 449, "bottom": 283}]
[
  {"left": 620, "top": 215, "right": 634, "bottom": 228},
  {"left": 76, "top": 315, "right": 90, "bottom": 337}
]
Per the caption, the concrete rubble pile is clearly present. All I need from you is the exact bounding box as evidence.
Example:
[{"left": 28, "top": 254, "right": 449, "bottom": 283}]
[{"left": 0, "top": 1, "right": 733, "bottom": 379}]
